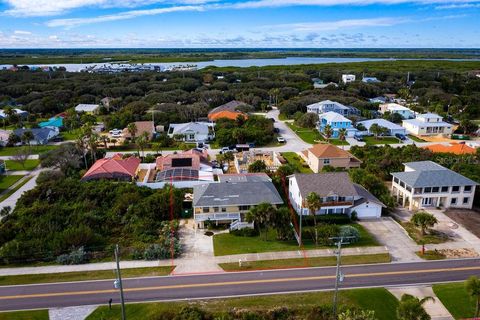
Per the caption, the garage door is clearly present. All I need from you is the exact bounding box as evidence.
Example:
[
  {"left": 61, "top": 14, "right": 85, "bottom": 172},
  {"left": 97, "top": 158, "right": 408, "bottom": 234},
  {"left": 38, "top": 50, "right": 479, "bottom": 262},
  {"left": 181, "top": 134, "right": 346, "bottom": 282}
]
[{"left": 354, "top": 204, "right": 381, "bottom": 219}]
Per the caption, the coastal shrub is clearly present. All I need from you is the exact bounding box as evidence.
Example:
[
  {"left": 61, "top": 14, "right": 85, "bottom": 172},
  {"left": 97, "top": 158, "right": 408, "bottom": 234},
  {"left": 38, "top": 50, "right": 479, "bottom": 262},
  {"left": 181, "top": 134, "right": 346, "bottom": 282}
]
[
  {"left": 339, "top": 225, "right": 361, "bottom": 243},
  {"left": 56, "top": 247, "right": 88, "bottom": 265}
]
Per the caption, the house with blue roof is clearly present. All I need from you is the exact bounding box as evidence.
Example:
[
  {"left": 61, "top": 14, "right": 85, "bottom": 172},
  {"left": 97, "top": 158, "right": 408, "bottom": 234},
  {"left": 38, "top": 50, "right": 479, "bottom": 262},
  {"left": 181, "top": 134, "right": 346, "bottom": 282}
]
[
  {"left": 317, "top": 111, "right": 357, "bottom": 138},
  {"left": 39, "top": 117, "right": 63, "bottom": 129},
  {"left": 13, "top": 127, "right": 59, "bottom": 145}
]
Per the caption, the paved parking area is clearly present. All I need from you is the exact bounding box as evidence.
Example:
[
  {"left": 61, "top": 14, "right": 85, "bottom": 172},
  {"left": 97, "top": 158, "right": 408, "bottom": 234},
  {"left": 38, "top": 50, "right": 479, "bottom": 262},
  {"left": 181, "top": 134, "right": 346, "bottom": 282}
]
[{"left": 359, "top": 217, "right": 422, "bottom": 262}]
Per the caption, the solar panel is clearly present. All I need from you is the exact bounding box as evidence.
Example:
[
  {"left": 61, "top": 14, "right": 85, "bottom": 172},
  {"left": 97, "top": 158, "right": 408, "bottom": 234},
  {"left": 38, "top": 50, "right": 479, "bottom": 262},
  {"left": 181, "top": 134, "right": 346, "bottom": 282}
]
[{"left": 155, "top": 168, "right": 200, "bottom": 182}]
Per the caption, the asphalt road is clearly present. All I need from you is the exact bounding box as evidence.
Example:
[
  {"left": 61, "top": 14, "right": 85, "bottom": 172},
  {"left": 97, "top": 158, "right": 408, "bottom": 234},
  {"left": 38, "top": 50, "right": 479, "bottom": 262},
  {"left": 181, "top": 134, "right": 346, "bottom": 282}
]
[{"left": 1, "top": 259, "right": 480, "bottom": 311}]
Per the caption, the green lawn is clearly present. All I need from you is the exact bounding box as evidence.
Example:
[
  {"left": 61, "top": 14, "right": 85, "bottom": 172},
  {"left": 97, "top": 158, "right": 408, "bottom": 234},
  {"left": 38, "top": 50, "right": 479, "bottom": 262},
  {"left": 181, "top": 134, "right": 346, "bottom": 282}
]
[
  {"left": 0, "top": 176, "right": 33, "bottom": 202},
  {"left": 60, "top": 129, "right": 81, "bottom": 140},
  {"left": 87, "top": 288, "right": 398, "bottom": 320},
  {"left": 213, "top": 224, "right": 379, "bottom": 256},
  {"left": 401, "top": 222, "right": 449, "bottom": 244},
  {"left": 281, "top": 152, "right": 313, "bottom": 173},
  {"left": 328, "top": 138, "right": 350, "bottom": 146},
  {"left": 433, "top": 282, "right": 476, "bottom": 319},
  {"left": 287, "top": 123, "right": 323, "bottom": 144},
  {"left": 5, "top": 159, "right": 40, "bottom": 171},
  {"left": 219, "top": 253, "right": 391, "bottom": 271},
  {"left": 0, "top": 266, "right": 174, "bottom": 286},
  {"left": 278, "top": 113, "right": 289, "bottom": 120},
  {"left": 0, "top": 310, "right": 49, "bottom": 320},
  {"left": 363, "top": 136, "right": 400, "bottom": 145},
  {"left": 0, "top": 145, "right": 58, "bottom": 156},
  {"left": 0, "top": 175, "right": 24, "bottom": 192},
  {"left": 407, "top": 134, "right": 426, "bottom": 142}
]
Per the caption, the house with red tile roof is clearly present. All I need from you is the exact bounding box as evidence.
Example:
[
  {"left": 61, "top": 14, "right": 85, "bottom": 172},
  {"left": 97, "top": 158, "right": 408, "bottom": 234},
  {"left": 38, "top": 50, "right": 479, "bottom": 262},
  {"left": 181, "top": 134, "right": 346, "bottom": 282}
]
[
  {"left": 423, "top": 142, "right": 477, "bottom": 155},
  {"left": 81, "top": 154, "right": 140, "bottom": 181}
]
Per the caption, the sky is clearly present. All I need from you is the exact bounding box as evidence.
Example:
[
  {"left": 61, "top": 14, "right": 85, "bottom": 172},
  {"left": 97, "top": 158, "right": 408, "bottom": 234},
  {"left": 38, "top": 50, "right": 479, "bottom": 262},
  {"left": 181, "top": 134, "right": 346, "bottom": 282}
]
[{"left": 0, "top": 0, "right": 479, "bottom": 48}]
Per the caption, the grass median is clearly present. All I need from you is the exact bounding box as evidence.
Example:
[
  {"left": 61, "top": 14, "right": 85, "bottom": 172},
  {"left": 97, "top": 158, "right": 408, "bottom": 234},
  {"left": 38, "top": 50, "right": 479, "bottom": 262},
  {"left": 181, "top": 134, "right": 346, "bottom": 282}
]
[
  {"left": 219, "top": 253, "right": 391, "bottom": 271},
  {"left": 4, "top": 159, "right": 40, "bottom": 171},
  {"left": 0, "top": 176, "right": 33, "bottom": 202},
  {"left": 87, "top": 287, "right": 399, "bottom": 320},
  {"left": 433, "top": 282, "right": 476, "bottom": 319},
  {"left": 0, "top": 266, "right": 174, "bottom": 286},
  {"left": 0, "top": 310, "right": 49, "bottom": 320}
]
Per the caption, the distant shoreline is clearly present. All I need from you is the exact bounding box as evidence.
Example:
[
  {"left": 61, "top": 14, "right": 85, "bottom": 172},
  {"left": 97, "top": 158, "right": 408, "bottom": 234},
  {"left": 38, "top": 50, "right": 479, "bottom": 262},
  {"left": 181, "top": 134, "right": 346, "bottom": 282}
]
[{"left": 1, "top": 48, "right": 480, "bottom": 65}]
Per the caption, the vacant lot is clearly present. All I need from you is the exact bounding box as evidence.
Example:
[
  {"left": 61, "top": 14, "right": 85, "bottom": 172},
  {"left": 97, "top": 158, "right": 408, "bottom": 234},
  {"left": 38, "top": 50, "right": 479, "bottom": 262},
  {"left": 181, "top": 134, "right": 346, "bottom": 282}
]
[{"left": 444, "top": 208, "right": 480, "bottom": 238}]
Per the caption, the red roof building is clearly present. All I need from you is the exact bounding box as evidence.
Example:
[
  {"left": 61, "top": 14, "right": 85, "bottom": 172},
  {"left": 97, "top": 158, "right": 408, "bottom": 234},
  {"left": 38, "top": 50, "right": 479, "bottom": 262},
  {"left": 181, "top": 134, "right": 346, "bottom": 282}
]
[{"left": 81, "top": 154, "right": 140, "bottom": 181}]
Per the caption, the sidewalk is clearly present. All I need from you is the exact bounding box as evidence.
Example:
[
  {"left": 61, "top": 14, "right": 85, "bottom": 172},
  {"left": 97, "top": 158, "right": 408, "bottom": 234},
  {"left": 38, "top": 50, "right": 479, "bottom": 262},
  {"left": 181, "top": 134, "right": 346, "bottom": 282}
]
[
  {"left": 0, "top": 246, "right": 388, "bottom": 276},
  {"left": 0, "top": 169, "right": 42, "bottom": 211},
  {"left": 388, "top": 285, "right": 454, "bottom": 320}
]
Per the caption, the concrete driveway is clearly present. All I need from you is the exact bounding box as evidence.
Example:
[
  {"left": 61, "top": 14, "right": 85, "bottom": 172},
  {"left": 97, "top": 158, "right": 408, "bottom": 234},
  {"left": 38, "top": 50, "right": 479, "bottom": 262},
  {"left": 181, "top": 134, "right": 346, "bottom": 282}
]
[{"left": 359, "top": 217, "right": 422, "bottom": 262}]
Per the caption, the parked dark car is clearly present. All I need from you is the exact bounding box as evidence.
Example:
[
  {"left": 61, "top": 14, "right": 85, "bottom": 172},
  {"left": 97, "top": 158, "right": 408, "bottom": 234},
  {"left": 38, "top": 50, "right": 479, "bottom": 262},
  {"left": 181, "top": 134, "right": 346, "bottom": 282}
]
[
  {"left": 395, "top": 133, "right": 407, "bottom": 141},
  {"left": 353, "top": 135, "right": 364, "bottom": 142}
]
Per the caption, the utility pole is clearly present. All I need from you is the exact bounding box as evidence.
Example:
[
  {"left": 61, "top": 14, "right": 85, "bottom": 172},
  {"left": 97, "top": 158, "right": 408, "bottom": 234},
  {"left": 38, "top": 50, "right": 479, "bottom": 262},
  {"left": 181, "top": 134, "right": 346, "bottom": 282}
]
[
  {"left": 115, "top": 244, "right": 127, "bottom": 320},
  {"left": 331, "top": 236, "right": 354, "bottom": 319}
]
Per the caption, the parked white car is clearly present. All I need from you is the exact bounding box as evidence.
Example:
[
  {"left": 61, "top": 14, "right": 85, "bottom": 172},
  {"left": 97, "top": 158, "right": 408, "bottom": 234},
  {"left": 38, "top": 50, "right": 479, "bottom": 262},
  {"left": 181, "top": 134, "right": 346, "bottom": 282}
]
[
  {"left": 109, "top": 129, "right": 122, "bottom": 135},
  {"left": 277, "top": 136, "right": 286, "bottom": 143}
]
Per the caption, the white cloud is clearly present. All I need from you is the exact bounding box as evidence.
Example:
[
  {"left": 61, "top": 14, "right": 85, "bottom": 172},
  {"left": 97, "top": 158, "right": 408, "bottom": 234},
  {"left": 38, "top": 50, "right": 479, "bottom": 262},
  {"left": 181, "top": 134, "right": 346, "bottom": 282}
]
[
  {"left": 435, "top": 2, "right": 480, "bottom": 8},
  {"left": 2, "top": 0, "right": 216, "bottom": 17},
  {"left": 13, "top": 30, "right": 32, "bottom": 35},
  {"left": 232, "top": 0, "right": 480, "bottom": 8},
  {"left": 46, "top": 5, "right": 203, "bottom": 27},
  {"left": 268, "top": 17, "right": 403, "bottom": 32}
]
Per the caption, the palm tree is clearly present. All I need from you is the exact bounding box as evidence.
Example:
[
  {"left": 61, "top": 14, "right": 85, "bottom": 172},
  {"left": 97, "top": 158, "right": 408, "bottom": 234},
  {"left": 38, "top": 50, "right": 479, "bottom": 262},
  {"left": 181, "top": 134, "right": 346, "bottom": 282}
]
[
  {"left": 110, "top": 138, "right": 117, "bottom": 148},
  {"left": 323, "top": 124, "right": 333, "bottom": 141},
  {"left": 21, "top": 130, "right": 34, "bottom": 147},
  {"left": 305, "top": 192, "right": 322, "bottom": 245},
  {"left": 127, "top": 123, "right": 137, "bottom": 142},
  {"left": 397, "top": 294, "right": 434, "bottom": 320},
  {"left": 245, "top": 202, "right": 275, "bottom": 241},
  {"left": 466, "top": 276, "right": 480, "bottom": 318},
  {"left": 411, "top": 211, "right": 438, "bottom": 236},
  {"left": 370, "top": 123, "right": 381, "bottom": 139},
  {"left": 136, "top": 132, "right": 149, "bottom": 157},
  {"left": 88, "top": 132, "right": 99, "bottom": 162},
  {"left": 75, "top": 132, "right": 88, "bottom": 168},
  {"left": 338, "top": 128, "right": 347, "bottom": 141},
  {"left": 100, "top": 135, "right": 109, "bottom": 150}
]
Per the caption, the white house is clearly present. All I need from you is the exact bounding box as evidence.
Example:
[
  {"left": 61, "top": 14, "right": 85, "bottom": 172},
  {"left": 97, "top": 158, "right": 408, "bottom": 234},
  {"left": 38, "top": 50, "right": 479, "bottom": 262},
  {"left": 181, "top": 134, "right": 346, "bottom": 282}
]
[
  {"left": 75, "top": 104, "right": 100, "bottom": 114},
  {"left": 391, "top": 161, "right": 477, "bottom": 210},
  {"left": 341, "top": 74, "right": 356, "bottom": 84},
  {"left": 288, "top": 173, "right": 385, "bottom": 219},
  {"left": 357, "top": 118, "right": 406, "bottom": 136},
  {"left": 167, "top": 122, "right": 215, "bottom": 142},
  {"left": 379, "top": 103, "right": 415, "bottom": 119},
  {"left": 307, "top": 100, "right": 351, "bottom": 116},
  {"left": 402, "top": 113, "right": 453, "bottom": 136},
  {"left": 0, "top": 108, "right": 28, "bottom": 119},
  {"left": 362, "top": 77, "right": 380, "bottom": 83}
]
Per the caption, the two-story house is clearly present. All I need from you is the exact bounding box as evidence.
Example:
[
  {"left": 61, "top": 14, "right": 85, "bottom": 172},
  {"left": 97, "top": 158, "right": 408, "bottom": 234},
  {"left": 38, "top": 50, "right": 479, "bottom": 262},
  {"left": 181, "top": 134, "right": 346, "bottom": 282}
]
[
  {"left": 317, "top": 111, "right": 357, "bottom": 138},
  {"left": 193, "top": 173, "right": 283, "bottom": 229},
  {"left": 342, "top": 74, "right": 356, "bottom": 83},
  {"left": 300, "top": 144, "right": 361, "bottom": 173},
  {"left": 379, "top": 103, "right": 414, "bottom": 119},
  {"left": 307, "top": 100, "right": 351, "bottom": 116},
  {"left": 391, "top": 161, "right": 477, "bottom": 210},
  {"left": 402, "top": 113, "right": 453, "bottom": 136},
  {"left": 288, "top": 172, "right": 385, "bottom": 219}
]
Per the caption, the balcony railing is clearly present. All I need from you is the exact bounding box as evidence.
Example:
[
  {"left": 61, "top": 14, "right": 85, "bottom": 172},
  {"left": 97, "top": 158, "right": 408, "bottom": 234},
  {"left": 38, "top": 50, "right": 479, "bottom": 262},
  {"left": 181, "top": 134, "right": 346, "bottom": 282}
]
[
  {"left": 320, "top": 201, "right": 354, "bottom": 207},
  {"left": 194, "top": 212, "right": 241, "bottom": 221}
]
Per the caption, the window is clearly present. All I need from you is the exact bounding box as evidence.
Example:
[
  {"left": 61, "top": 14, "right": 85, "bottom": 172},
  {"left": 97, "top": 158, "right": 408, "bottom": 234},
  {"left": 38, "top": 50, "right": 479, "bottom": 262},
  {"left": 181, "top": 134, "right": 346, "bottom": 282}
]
[
  {"left": 221, "top": 207, "right": 226, "bottom": 212},
  {"left": 400, "top": 181, "right": 405, "bottom": 188},
  {"left": 464, "top": 186, "right": 472, "bottom": 193},
  {"left": 323, "top": 159, "right": 330, "bottom": 165},
  {"left": 463, "top": 197, "right": 469, "bottom": 204},
  {"left": 394, "top": 177, "right": 399, "bottom": 184},
  {"left": 452, "top": 186, "right": 460, "bottom": 193},
  {"left": 451, "top": 198, "right": 457, "bottom": 205},
  {"left": 414, "top": 188, "right": 422, "bottom": 194},
  {"left": 213, "top": 207, "right": 219, "bottom": 212},
  {"left": 239, "top": 205, "right": 250, "bottom": 211},
  {"left": 432, "top": 187, "right": 439, "bottom": 193},
  {"left": 406, "top": 186, "right": 412, "bottom": 192},
  {"left": 202, "top": 207, "right": 209, "bottom": 213},
  {"left": 441, "top": 186, "right": 449, "bottom": 192},
  {"left": 424, "top": 187, "right": 432, "bottom": 193}
]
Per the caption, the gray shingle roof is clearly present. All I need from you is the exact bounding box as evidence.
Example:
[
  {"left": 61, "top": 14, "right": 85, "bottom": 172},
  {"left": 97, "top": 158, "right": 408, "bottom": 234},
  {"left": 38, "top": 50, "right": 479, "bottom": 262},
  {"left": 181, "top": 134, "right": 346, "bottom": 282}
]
[
  {"left": 392, "top": 161, "right": 478, "bottom": 188},
  {"left": 193, "top": 181, "right": 283, "bottom": 207},
  {"left": 13, "top": 128, "right": 56, "bottom": 142},
  {"left": 353, "top": 184, "right": 386, "bottom": 207},
  {"left": 217, "top": 173, "right": 271, "bottom": 183},
  {"left": 292, "top": 172, "right": 358, "bottom": 198}
]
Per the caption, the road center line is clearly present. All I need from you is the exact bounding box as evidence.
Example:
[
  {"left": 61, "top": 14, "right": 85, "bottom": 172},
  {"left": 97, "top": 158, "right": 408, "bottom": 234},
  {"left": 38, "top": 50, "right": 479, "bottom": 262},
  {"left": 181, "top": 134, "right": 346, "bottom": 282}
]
[{"left": 1, "top": 265, "right": 479, "bottom": 300}]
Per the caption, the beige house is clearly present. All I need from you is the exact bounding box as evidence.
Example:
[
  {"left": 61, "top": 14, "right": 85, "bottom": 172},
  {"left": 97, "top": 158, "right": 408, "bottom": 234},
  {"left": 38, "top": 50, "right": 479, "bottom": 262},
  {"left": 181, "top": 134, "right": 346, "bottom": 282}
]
[{"left": 300, "top": 144, "right": 361, "bottom": 173}]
